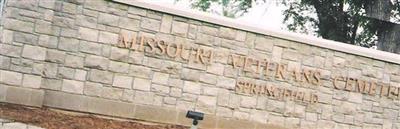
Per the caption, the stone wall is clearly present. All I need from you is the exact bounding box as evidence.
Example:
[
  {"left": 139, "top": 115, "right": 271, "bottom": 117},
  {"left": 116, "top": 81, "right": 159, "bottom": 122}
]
[{"left": 1, "top": 0, "right": 400, "bottom": 129}]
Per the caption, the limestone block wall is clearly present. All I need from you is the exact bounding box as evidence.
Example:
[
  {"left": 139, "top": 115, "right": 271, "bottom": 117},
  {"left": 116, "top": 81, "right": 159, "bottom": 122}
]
[{"left": 1, "top": 0, "right": 400, "bottom": 129}]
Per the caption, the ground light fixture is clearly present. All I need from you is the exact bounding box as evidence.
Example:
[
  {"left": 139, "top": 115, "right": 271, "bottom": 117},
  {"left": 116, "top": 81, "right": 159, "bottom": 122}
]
[{"left": 186, "top": 110, "right": 204, "bottom": 129}]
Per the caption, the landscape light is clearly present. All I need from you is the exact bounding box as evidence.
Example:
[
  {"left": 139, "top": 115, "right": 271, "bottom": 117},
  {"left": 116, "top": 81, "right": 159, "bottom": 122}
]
[{"left": 186, "top": 110, "right": 204, "bottom": 129}]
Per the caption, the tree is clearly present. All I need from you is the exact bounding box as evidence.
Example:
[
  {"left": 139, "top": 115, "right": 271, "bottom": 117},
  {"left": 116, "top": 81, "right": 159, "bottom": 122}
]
[
  {"left": 188, "top": 0, "right": 400, "bottom": 53},
  {"left": 365, "top": 0, "right": 400, "bottom": 53},
  {"left": 189, "top": 0, "right": 253, "bottom": 18}
]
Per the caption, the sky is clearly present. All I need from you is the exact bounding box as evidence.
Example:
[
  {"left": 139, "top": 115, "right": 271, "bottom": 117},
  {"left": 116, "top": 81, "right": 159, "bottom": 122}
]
[{"left": 144, "top": 0, "right": 287, "bottom": 31}]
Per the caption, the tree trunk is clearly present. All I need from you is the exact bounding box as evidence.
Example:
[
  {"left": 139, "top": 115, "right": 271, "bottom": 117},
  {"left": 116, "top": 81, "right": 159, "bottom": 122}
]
[
  {"left": 366, "top": 0, "right": 400, "bottom": 54},
  {"left": 376, "top": 23, "right": 400, "bottom": 54}
]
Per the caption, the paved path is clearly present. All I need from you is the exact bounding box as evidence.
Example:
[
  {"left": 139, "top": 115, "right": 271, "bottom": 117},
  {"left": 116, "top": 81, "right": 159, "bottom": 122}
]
[{"left": 0, "top": 118, "right": 44, "bottom": 129}]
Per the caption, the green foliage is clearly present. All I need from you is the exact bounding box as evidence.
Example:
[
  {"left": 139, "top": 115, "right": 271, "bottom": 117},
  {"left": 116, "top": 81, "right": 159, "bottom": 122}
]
[
  {"left": 187, "top": 0, "right": 400, "bottom": 48},
  {"left": 188, "top": 0, "right": 256, "bottom": 18}
]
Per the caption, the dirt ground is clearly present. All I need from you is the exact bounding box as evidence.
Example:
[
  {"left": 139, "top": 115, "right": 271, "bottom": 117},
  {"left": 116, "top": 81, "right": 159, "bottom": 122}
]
[{"left": 0, "top": 103, "right": 188, "bottom": 129}]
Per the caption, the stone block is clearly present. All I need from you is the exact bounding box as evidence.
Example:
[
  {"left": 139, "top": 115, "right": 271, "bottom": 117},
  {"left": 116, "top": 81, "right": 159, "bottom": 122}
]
[
  {"left": 206, "top": 63, "right": 224, "bottom": 75},
  {"left": 78, "top": 27, "right": 98, "bottom": 42},
  {"left": 272, "top": 46, "right": 283, "bottom": 62},
  {"left": 200, "top": 73, "right": 217, "bottom": 85},
  {"left": 58, "top": 37, "right": 79, "bottom": 52},
  {"left": 282, "top": 49, "right": 300, "bottom": 61},
  {"left": 4, "top": 19, "right": 34, "bottom": 33},
  {"left": 84, "top": 0, "right": 107, "bottom": 12},
  {"left": 62, "top": 2, "right": 77, "bottom": 14},
  {"left": 84, "top": 82, "right": 103, "bottom": 97},
  {"left": 45, "top": 49, "right": 66, "bottom": 63},
  {"left": 129, "top": 65, "right": 151, "bottom": 79},
  {"left": 216, "top": 76, "right": 236, "bottom": 90},
  {"left": 58, "top": 67, "right": 75, "bottom": 79},
  {"left": 170, "top": 87, "right": 182, "bottom": 97},
  {"left": 202, "top": 86, "right": 218, "bottom": 96},
  {"left": 133, "top": 78, "right": 151, "bottom": 91},
  {"left": 77, "top": 15, "right": 97, "bottom": 29},
  {"left": 316, "top": 120, "right": 335, "bottom": 129},
  {"left": 62, "top": 79, "right": 84, "bottom": 94},
  {"left": 146, "top": 10, "right": 162, "bottom": 19},
  {"left": 151, "top": 84, "right": 170, "bottom": 95},
  {"left": 217, "top": 90, "right": 230, "bottom": 107},
  {"left": 200, "top": 25, "right": 218, "bottom": 35},
  {"left": 195, "top": 33, "right": 214, "bottom": 46},
  {"left": 21, "top": 45, "right": 46, "bottom": 60},
  {"left": 84, "top": 55, "right": 109, "bottom": 70},
  {"left": 250, "top": 110, "right": 268, "bottom": 124},
  {"left": 8, "top": 0, "right": 38, "bottom": 10},
  {"left": 53, "top": 16, "right": 75, "bottom": 29},
  {"left": 233, "top": 111, "right": 250, "bottom": 120},
  {"left": 168, "top": 78, "right": 183, "bottom": 88},
  {"left": 0, "top": 70, "right": 23, "bottom": 86},
  {"left": 108, "top": 61, "right": 129, "bottom": 73},
  {"left": 39, "top": 0, "right": 55, "bottom": 9},
  {"left": 44, "top": 90, "right": 88, "bottom": 111},
  {"left": 43, "top": 9, "right": 54, "bottom": 21},
  {"left": 98, "top": 31, "right": 119, "bottom": 44},
  {"left": 2, "top": 30, "right": 13, "bottom": 44},
  {"left": 134, "top": 105, "right": 178, "bottom": 124},
  {"left": 348, "top": 92, "right": 362, "bottom": 103},
  {"left": 0, "top": 56, "right": 11, "bottom": 69},
  {"left": 163, "top": 97, "right": 176, "bottom": 105},
  {"left": 152, "top": 72, "right": 169, "bottom": 85},
  {"left": 22, "top": 74, "right": 42, "bottom": 89},
  {"left": 74, "top": 69, "right": 87, "bottom": 81},
  {"left": 235, "top": 30, "right": 247, "bottom": 41},
  {"left": 171, "top": 21, "right": 188, "bottom": 37},
  {"left": 196, "top": 95, "right": 217, "bottom": 113},
  {"left": 216, "top": 106, "right": 233, "bottom": 117},
  {"left": 65, "top": 55, "right": 84, "bottom": 68},
  {"left": 134, "top": 91, "right": 155, "bottom": 105},
  {"left": 5, "top": 86, "right": 44, "bottom": 107},
  {"left": 87, "top": 97, "right": 135, "bottom": 118},
  {"left": 267, "top": 115, "right": 285, "bottom": 126},
  {"left": 79, "top": 41, "right": 102, "bottom": 55},
  {"left": 41, "top": 78, "right": 61, "bottom": 90},
  {"left": 266, "top": 99, "right": 285, "bottom": 113},
  {"left": 240, "top": 96, "right": 257, "bottom": 108},
  {"left": 119, "top": 17, "right": 140, "bottom": 31},
  {"left": 144, "top": 57, "right": 163, "bottom": 69},
  {"left": 35, "top": 20, "right": 57, "bottom": 35},
  {"left": 217, "top": 118, "right": 255, "bottom": 129},
  {"left": 219, "top": 27, "right": 236, "bottom": 40},
  {"left": 13, "top": 31, "right": 38, "bottom": 45},
  {"left": 141, "top": 18, "right": 161, "bottom": 32},
  {"left": 113, "top": 75, "right": 133, "bottom": 89},
  {"left": 59, "top": 28, "right": 76, "bottom": 37},
  {"left": 254, "top": 36, "right": 273, "bottom": 52},
  {"left": 183, "top": 81, "right": 201, "bottom": 94},
  {"left": 0, "top": 44, "right": 22, "bottom": 57},
  {"left": 31, "top": 63, "right": 44, "bottom": 75},
  {"left": 128, "top": 7, "right": 146, "bottom": 16},
  {"left": 160, "top": 15, "right": 173, "bottom": 33},
  {"left": 121, "top": 89, "right": 135, "bottom": 102},
  {"left": 89, "top": 69, "right": 113, "bottom": 84},
  {"left": 110, "top": 47, "right": 129, "bottom": 62},
  {"left": 98, "top": 13, "right": 119, "bottom": 26},
  {"left": 188, "top": 24, "right": 197, "bottom": 39},
  {"left": 38, "top": 35, "right": 58, "bottom": 48},
  {"left": 0, "top": 85, "right": 7, "bottom": 102},
  {"left": 181, "top": 68, "right": 201, "bottom": 81}
]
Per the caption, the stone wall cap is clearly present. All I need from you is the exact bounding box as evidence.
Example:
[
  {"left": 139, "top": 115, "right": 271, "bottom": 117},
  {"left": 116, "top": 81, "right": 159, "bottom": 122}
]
[{"left": 112, "top": 0, "right": 400, "bottom": 65}]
